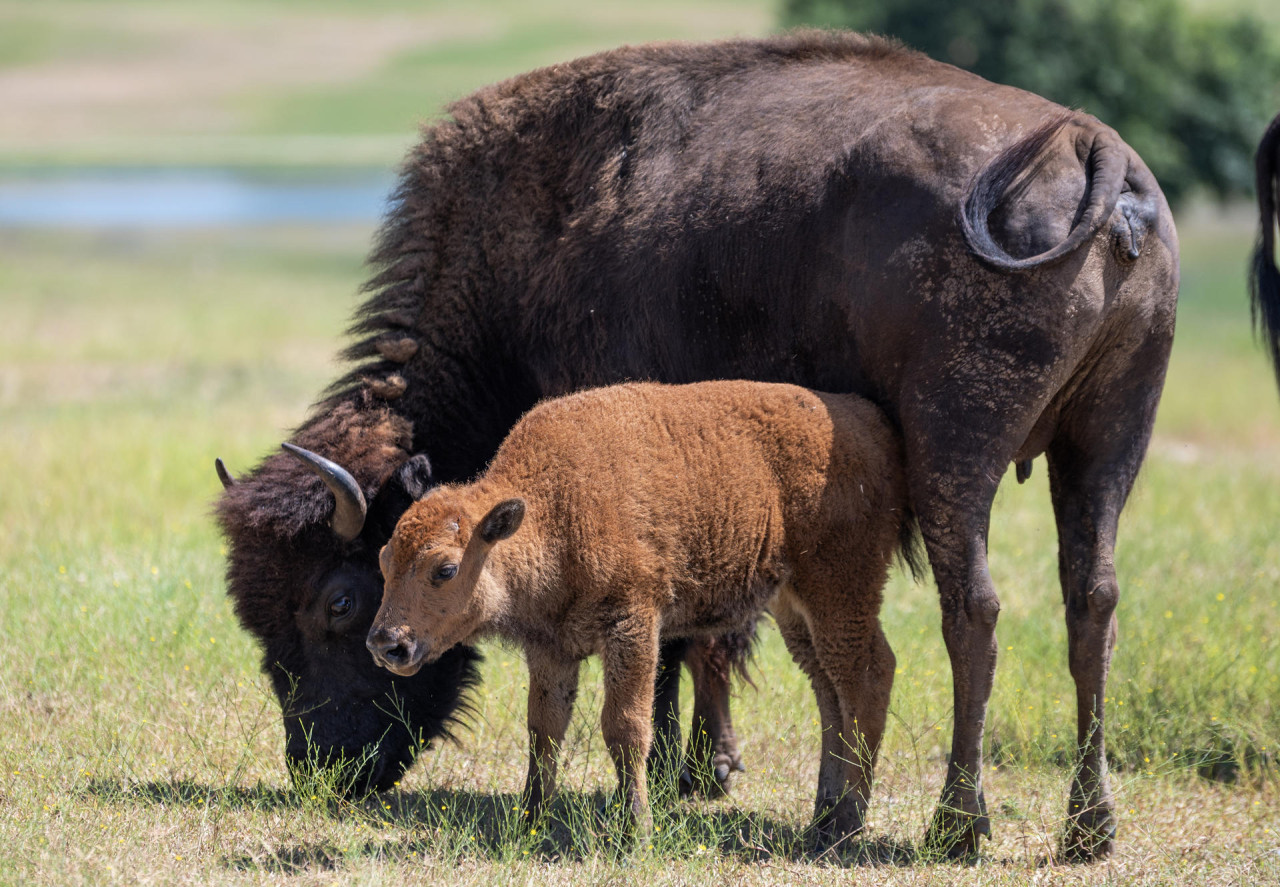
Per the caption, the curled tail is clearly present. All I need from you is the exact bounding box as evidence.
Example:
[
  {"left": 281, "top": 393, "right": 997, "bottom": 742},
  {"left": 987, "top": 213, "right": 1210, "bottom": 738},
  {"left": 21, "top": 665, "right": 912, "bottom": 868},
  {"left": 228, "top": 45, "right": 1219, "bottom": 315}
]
[
  {"left": 1251, "top": 112, "right": 1280, "bottom": 392},
  {"left": 961, "top": 113, "right": 1130, "bottom": 271}
]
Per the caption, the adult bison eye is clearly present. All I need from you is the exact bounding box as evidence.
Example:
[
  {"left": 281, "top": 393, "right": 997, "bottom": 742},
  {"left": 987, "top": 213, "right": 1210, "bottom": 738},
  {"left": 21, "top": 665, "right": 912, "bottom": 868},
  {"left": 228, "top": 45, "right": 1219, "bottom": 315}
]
[
  {"left": 328, "top": 594, "right": 353, "bottom": 620},
  {"left": 433, "top": 564, "right": 458, "bottom": 583}
]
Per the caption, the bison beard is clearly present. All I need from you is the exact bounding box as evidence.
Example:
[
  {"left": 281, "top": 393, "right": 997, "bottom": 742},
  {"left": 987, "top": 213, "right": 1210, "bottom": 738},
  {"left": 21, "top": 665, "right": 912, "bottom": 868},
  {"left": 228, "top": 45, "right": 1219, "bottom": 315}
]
[{"left": 216, "top": 30, "right": 1177, "bottom": 861}]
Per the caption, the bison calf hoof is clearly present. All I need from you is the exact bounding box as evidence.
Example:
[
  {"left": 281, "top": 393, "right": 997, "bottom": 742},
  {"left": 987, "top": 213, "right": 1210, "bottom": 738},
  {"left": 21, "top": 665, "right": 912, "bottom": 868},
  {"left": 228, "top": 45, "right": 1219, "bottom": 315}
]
[
  {"left": 1061, "top": 807, "right": 1116, "bottom": 863},
  {"left": 596, "top": 796, "right": 652, "bottom": 846}
]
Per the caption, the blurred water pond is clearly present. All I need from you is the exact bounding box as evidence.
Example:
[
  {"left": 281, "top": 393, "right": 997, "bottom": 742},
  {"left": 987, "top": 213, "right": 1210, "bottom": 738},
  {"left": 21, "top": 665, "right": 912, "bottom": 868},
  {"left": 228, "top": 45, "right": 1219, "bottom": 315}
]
[{"left": 0, "top": 168, "right": 395, "bottom": 227}]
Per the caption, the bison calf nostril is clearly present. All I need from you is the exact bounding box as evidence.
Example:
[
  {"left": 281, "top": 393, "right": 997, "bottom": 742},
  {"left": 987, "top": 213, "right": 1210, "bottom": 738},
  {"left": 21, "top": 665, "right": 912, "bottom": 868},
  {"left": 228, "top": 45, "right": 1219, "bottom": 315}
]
[{"left": 366, "top": 631, "right": 412, "bottom": 667}]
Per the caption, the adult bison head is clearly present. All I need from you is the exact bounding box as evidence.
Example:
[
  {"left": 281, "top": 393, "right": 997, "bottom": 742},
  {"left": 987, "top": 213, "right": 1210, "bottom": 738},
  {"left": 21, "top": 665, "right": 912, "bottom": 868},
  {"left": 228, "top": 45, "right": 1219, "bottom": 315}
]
[{"left": 215, "top": 405, "right": 480, "bottom": 796}]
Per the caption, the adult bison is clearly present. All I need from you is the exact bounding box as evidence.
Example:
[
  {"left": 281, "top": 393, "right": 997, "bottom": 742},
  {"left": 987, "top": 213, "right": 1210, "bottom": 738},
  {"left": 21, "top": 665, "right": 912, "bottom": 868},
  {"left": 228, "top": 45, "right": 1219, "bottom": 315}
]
[
  {"left": 216, "top": 31, "right": 1178, "bottom": 861},
  {"left": 1252, "top": 111, "right": 1280, "bottom": 386}
]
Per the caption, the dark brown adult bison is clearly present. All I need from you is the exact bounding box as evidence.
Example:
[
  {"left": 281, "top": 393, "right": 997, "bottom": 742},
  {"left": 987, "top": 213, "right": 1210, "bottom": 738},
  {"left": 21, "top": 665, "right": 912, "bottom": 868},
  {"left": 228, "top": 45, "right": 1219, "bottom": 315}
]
[
  {"left": 216, "top": 31, "right": 1178, "bottom": 861},
  {"left": 1252, "top": 111, "right": 1280, "bottom": 387}
]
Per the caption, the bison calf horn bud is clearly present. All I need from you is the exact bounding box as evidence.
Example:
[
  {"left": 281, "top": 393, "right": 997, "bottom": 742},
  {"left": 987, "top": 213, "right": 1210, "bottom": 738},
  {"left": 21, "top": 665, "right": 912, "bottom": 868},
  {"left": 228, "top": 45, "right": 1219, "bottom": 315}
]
[{"left": 280, "top": 443, "right": 368, "bottom": 541}]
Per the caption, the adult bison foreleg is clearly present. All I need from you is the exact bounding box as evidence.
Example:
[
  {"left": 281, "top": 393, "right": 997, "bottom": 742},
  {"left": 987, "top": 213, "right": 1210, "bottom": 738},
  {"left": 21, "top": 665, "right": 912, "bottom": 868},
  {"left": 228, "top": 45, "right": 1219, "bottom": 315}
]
[
  {"left": 649, "top": 634, "right": 746, "bottom": 797},
  {"left": 681, "top": 632, "right": 749, "bottom": 796},
  {"left": 649, "top": 638, "right": 688, "bottom": 791}
]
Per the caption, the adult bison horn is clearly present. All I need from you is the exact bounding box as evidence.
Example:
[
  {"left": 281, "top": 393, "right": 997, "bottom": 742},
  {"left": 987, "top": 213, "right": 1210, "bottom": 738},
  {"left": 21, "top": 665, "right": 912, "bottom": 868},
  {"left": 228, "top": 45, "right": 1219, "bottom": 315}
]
[
  {"left": 215, "top": 458, "right": 237, "bottom": 489},
  {"left": 280, "top": 443, "right": 368, "bottom": 541}
]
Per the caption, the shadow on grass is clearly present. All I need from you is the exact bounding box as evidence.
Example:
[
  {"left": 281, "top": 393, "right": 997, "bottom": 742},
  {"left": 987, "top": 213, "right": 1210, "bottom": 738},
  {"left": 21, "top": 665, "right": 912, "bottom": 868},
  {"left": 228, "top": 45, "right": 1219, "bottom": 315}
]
[
  {"left": 80, "top": 778, "right": 924, "bottom": 871},
  {"left": 214, "top": 785, "right": 923, "bottom": 873},
  {"left": 82, "top": 777, "right": 296, "bottom": 811}
]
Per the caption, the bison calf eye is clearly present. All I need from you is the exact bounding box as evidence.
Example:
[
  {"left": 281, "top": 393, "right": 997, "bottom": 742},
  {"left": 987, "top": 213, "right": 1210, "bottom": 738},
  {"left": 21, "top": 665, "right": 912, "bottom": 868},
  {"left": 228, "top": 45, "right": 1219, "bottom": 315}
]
[
  {"left": 328, "top": 595, "right": 353, "bottom": 619},
  {"left": 433, "top": 564, "right": 458, "bottom": 583}
]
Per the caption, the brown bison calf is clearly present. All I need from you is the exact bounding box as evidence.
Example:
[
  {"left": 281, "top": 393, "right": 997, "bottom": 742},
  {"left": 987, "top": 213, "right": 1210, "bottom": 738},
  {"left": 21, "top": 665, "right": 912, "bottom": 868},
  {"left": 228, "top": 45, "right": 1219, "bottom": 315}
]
[{"left": 368, "top": 380, "right": 912, "bottom": 838}]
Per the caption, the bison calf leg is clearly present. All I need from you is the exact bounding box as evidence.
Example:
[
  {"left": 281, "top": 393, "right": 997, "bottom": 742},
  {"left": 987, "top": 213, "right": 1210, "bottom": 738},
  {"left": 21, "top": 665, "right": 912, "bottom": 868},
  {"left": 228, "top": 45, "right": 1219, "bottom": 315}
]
[
  {"left": 601, "top": 611, "right": 660, "bottom": 833},
  {"left": 522, "top": 647, "right": 581, "bottom": 818},
  {"left": 772, "top": 600, "right": 847, "bottom": 842},
  {"left": 802, "top": 599, "right": 895, "bottom": 844}
]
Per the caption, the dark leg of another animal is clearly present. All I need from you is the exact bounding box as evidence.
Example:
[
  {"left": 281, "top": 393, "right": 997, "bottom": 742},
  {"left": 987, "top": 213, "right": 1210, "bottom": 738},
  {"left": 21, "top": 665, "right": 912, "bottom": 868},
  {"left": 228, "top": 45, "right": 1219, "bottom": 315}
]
[
  {"left": 649, "top": 638, "right": 688, "bottom": 792},
  {"left": 523, "top": 648, "right": 581, "bottom": 818},
  {"left": 682, "top": 634, "right": 746, "bottom": 797},
  {"left": 1046, "top": 342, "right": 1170, "bottom": 862}
]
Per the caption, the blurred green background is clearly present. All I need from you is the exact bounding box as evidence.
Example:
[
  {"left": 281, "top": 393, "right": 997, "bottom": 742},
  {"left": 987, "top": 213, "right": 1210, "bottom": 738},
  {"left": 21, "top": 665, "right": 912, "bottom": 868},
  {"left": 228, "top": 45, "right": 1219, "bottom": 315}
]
[
  {"left": 2, "top": 1, "right": 1278, "bottom": 883},
  {"left": 0, "top": 0, "right": 771, "bottom": 168}
]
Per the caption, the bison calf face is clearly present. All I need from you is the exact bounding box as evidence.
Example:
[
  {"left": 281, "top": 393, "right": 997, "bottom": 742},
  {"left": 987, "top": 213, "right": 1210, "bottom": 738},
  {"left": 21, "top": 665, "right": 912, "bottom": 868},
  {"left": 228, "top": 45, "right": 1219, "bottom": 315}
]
[{"left": 369, "top": 495, "right": 524, "bottom": 675}]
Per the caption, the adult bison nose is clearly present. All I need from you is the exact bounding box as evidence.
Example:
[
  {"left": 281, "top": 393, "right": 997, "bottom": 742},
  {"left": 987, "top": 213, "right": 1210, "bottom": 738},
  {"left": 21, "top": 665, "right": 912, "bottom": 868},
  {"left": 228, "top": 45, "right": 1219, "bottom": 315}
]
[{"left": 367, "top": 627, "right": 425, "bottom": 676}]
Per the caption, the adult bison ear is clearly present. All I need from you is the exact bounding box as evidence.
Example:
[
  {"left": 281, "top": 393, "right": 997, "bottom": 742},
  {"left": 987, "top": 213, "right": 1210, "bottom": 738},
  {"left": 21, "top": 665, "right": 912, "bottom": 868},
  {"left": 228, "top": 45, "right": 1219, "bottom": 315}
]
[
  {"left": 364, "top": 455, "right": 435, "bottom": 544},
  {"left": 396, "top": 454, "right": 434, "bottom": 500},
  {"left": 478, "top": 498, "right": 524, "bottom": 544}
]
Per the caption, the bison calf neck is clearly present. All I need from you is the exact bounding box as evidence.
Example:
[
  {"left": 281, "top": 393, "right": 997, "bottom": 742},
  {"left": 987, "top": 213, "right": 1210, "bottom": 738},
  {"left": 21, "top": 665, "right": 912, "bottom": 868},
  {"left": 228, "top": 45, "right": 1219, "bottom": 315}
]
[{"left": 369, "top": 380, "right": 911, "bottom": 839}]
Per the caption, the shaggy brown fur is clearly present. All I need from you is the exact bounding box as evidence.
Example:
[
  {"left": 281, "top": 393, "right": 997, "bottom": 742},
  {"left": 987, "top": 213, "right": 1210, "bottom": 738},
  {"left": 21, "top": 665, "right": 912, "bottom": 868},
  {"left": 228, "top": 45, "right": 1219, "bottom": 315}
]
[
  {"left": 217, "top": 30, "right": 1179, "bottom": 858},
  {"left": 369, "top": 381, "right": 911, "bottom": 838}
]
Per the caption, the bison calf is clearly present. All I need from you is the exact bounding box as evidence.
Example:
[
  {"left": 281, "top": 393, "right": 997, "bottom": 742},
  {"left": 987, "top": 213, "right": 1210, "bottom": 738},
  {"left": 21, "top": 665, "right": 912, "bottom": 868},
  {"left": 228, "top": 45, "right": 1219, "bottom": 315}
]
[{"left": 368, "top": 380, "right": 912, "bottom": 838}]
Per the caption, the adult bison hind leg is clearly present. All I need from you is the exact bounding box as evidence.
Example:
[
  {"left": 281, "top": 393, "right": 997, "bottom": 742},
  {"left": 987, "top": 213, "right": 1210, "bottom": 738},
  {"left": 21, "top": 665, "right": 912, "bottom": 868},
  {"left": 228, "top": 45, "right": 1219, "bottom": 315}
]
[
  {"left": 906, "top": 396, "right": 1030, "bottom": 859},
  {"left": 917, "top": 502, "right": 1000, "bottom": 861},
  {"left": 1047, "top": 332, "right": 1173, "bottom": 863}
]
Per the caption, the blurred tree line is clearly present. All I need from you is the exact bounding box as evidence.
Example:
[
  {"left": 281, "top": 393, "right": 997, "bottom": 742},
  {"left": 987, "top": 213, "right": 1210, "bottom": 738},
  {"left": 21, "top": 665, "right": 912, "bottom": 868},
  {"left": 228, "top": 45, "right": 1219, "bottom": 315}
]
[{"left": 781, "top": 0, "right": 1280, "bottom": 206}]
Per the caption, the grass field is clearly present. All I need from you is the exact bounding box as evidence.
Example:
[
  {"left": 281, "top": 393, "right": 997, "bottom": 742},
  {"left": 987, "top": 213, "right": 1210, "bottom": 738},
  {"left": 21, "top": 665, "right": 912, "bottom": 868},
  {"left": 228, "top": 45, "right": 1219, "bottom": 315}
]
[{"left": 2, "top": 1, "right": 1280, "bottom": 884}]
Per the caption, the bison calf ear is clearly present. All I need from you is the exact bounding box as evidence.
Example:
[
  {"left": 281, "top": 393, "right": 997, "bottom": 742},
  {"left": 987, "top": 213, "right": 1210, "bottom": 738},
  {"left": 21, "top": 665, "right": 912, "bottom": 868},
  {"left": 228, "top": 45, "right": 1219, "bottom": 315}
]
[{"left": 478, "top": 498, "right": 525, "bottom": 544}]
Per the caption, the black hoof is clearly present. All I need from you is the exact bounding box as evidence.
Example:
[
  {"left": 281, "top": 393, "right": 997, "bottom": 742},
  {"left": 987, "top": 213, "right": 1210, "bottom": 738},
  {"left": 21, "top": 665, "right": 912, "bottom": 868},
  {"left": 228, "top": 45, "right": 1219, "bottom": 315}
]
[
  {"left": 1061, "top": 810, "right": 1116, "bottom": 863},
  {"left": 678, "top": 753, "right": 737, "bottom": 798},
  {"left": 923, "top": 807, "right": 990, "bottom": 860}
]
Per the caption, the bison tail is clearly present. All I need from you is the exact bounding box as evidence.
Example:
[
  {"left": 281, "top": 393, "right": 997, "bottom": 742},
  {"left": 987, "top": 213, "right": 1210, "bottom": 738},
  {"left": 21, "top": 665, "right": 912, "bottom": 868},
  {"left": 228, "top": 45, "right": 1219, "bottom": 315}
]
[
  {"left": 1250, "top": 112, "right": 1280, "bottom": 393},
  {"left": 960, "top": 112, "right": 1128, "bottom": 272}
]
